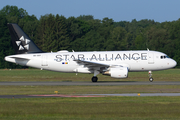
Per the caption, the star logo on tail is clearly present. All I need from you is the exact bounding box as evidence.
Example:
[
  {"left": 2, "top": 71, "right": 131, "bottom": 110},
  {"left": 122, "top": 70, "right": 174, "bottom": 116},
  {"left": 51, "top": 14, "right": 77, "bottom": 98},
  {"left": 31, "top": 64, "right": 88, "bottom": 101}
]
[{"left": 16, "top": 36, "right": 31, "bottom": 50}]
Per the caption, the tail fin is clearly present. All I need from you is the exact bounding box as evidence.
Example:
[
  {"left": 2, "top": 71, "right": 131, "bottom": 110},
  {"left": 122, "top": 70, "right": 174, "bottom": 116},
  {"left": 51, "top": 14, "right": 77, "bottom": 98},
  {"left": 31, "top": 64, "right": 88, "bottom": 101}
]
[{"left": 7, "top": 23, "right": 43, "bottom": 54}]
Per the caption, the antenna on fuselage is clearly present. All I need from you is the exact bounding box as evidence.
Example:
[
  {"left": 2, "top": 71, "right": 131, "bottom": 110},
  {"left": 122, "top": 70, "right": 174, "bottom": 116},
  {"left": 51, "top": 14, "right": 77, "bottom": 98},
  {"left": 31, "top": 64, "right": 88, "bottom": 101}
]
[{"left": 147, "top": 48, "right": 149, "bottom": 51}]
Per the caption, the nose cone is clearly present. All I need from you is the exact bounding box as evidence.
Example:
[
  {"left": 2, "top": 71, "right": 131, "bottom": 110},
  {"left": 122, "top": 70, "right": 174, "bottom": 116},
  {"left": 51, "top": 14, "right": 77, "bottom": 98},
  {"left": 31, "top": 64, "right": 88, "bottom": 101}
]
[{"left": 170, "top": 59, "right": 177, "bottom": 68}]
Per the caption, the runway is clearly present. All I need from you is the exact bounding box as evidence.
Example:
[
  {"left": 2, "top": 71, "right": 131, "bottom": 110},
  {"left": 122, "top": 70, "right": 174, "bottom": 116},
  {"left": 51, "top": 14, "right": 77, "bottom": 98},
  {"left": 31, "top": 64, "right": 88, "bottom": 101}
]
[
  {"left": 1, "top": 93, "right": 180, "bottom": 98},
  {"left": 0, "top": 81, "right": 180, "bottom": 86},
  {"left": 1, "top": 81, "right": 180, "bottom": 98},
  {"left": 0, "top": 94, "right": 104, "bottom": 98}
]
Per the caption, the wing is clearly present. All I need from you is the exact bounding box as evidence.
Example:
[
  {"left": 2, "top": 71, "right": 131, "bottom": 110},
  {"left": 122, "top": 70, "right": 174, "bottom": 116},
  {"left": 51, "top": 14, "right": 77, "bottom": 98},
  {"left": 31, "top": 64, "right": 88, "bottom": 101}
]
[{"left": 73, "top": 59, "right": 110, "bottom": 68}]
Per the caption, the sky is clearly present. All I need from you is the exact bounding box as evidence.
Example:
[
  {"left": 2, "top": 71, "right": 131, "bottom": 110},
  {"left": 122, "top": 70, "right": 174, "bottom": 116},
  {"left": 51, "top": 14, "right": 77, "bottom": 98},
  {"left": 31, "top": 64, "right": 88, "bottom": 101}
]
[{"left": 1, "top": 0, "right": 180, "bottom": 22}]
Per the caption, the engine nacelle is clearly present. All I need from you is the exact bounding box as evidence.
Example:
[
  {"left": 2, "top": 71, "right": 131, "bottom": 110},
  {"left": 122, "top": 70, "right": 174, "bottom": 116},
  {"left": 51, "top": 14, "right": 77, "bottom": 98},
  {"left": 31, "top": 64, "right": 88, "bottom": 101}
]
[{"left": 104, "top": 67, "right": 128, "bottom": 78}]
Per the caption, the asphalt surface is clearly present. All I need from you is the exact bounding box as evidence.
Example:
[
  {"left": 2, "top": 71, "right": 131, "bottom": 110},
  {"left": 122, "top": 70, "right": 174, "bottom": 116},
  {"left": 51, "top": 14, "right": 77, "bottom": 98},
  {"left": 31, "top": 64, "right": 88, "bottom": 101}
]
[
  {"left": 1, "top": 93, "right": 180, "bottom": 98},
  {"left": 0, "top": 94, "right": 103, "bottom": 98},
  {"left": 0, "top": 81, "right": 180, "bottom": 86},
  {"left": 87, "top": 93, "right": 180, "bottom": 96}
]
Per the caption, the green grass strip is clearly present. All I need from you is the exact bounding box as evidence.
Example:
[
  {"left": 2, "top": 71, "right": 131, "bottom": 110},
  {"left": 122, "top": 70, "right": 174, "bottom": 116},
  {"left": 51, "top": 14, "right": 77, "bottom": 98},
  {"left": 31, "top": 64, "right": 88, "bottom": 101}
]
[{"left": 0, "top": 97, "right": 180, "bottom": 120}]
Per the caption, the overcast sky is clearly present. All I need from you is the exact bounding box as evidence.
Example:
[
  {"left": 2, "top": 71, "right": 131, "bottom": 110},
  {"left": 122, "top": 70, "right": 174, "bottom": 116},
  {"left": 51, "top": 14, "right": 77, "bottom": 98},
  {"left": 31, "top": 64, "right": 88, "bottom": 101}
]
[{"left": 1, "top": 0, "right": 180, "bottom": 22}]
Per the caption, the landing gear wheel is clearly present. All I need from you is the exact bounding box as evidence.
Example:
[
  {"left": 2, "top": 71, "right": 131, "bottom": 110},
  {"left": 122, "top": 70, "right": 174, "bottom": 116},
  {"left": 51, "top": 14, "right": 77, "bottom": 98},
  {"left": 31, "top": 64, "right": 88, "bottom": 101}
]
[
  {"left": 92, "top": 76, "right": 98, "bottom": 82},
  {"left": 149, "top": 77, "right": 153, "bottom": 82}
]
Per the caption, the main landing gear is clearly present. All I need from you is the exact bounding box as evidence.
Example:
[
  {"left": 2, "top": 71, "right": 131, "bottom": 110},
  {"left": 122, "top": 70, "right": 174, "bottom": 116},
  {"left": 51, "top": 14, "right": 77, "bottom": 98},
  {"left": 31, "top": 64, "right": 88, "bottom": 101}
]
[
  {"left": 148, "top": 71, "right": 153, "bottom": 82},
  {"left": 91, "top": 70, "right": 100, "bottom": 82}
]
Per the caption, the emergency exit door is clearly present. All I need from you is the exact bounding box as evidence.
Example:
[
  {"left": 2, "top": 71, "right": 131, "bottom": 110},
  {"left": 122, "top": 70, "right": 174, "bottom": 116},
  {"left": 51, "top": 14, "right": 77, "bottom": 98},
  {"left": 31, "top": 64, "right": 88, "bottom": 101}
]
[{"left": 41, "top": 55, "right": 48, "bottom": 66}]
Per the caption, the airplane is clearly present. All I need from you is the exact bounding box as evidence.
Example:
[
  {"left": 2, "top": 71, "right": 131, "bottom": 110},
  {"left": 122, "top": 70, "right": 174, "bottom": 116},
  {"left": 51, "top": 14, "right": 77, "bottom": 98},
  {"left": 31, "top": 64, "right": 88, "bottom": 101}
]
[{"left": 4, "top": 23, "right": 177, "bottom": 82}]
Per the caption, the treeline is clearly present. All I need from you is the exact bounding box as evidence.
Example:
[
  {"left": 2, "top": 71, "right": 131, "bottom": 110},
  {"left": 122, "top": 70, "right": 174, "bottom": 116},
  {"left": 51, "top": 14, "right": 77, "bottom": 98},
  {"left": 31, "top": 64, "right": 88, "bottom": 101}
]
[{"left": 0, "top": 5, "right": 180, "bottom": 68}]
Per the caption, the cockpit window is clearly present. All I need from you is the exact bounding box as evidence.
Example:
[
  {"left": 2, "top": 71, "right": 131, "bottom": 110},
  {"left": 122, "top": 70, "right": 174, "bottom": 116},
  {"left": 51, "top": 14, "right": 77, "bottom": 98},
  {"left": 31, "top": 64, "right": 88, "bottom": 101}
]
[{"left": 160, "top": 55, "right": 169, "bottom": 59}]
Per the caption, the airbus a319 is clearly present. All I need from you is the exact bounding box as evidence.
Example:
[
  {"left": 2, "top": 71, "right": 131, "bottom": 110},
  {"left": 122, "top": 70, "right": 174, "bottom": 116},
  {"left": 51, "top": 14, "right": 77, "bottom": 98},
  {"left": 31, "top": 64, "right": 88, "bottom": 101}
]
[{"left": 5, "top": 23, "right": 177, "bottom": 82}]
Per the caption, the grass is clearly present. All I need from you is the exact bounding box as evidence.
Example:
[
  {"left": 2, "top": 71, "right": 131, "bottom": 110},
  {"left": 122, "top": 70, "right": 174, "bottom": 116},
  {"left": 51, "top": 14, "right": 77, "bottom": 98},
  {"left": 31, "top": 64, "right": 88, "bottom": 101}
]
[
  {"left": 0, "top": 69, "right": 180, "bottom": 82},
  {"left": 0, "top": 97, "right": 180, "bottom": 120}
]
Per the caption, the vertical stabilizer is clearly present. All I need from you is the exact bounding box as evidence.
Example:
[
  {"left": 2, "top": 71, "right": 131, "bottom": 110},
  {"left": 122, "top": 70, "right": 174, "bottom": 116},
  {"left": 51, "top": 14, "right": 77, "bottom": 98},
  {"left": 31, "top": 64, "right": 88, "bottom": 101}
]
[{"left": 7, "top": 23, "right": 43, "bottom": 54}]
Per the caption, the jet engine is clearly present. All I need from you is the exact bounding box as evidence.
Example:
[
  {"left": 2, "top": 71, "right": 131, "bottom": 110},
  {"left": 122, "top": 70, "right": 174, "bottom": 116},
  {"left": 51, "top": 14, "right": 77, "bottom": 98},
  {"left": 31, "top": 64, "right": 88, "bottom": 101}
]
[{"left": 103, "top": 67, "right": 128, "bottom": 78}]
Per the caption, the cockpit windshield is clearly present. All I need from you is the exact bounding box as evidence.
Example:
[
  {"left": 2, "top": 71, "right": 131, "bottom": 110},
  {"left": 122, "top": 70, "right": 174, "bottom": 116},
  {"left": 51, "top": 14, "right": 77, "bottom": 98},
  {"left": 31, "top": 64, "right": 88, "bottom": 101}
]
[{"left": 160, "top": 55, "right": 169, "bottom": 59}]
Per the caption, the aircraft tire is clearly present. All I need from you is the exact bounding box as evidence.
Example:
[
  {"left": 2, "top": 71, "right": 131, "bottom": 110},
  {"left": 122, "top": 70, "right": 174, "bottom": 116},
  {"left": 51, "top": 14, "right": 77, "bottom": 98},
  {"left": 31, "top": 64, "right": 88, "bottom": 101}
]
[
  {"left": 149, "top": 77, "right": 153, "bottom": 82},
  {"left": 92, "top": 76, "right": 98, "bottom": 82}
]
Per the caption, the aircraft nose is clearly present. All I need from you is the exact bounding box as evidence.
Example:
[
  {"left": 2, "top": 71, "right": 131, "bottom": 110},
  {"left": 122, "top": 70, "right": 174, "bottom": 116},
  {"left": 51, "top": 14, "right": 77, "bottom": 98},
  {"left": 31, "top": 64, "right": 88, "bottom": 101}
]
[{"left": 170, "top": 59, "right": 177, "bottom": 68}]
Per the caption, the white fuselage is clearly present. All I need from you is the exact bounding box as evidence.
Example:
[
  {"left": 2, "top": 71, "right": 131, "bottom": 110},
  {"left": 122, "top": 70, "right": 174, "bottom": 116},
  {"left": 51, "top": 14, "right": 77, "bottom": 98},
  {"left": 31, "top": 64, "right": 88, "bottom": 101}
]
[{"left": 5, "top": 50, "right": 177, "bottom": 73}]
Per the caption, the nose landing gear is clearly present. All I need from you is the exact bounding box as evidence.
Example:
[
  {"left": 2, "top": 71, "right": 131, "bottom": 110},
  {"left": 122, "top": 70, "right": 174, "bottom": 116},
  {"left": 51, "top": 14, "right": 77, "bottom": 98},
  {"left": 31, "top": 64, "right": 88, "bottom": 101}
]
[{"left": 148, "top": 71, "right": 153, "bottom": 82}]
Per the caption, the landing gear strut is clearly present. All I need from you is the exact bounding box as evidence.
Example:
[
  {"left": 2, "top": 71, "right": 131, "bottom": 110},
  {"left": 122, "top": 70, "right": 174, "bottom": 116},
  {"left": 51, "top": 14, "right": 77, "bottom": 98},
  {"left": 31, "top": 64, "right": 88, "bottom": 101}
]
[
  {"left": 148, "top": 71, "right": 153, "bottom": 82},
  {"left": 92, "top": 76, "right": 98, "bottom": 82}
]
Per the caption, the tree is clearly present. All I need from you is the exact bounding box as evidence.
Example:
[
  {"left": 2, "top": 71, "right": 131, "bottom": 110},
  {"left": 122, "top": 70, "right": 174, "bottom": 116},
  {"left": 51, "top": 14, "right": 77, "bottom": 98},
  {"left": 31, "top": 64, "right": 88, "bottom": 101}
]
[
  {"left": 105, "top": 27, "right": 128, "bottom": 51},
  {"left": 146, "top": 26, "right": 169, "bottom": 51},
  {"left": 134, "top": 34, "right": 146, "bottom": 50},
  {"left": 0, "top": 14, "right": 18, "bottom": 68},
  {"left": 54, "top": 14, "right": 70, "bottom": 51},
  {"left": 0, "top": 5, "right": 28, "bottom": 23},
  {"left": 77, "top": 15, "right": 94, "bottom": 21},
  {"left": 36, "top": 14, "right": 70, "bottom": 52}
]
